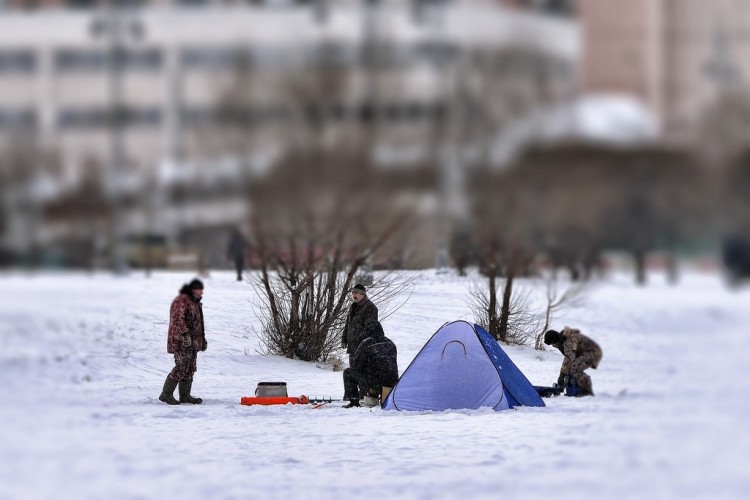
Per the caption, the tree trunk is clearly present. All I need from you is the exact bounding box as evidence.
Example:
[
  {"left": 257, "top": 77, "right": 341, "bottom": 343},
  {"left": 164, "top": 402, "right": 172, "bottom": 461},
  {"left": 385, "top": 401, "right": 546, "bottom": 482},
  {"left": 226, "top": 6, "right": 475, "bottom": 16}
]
[
  {"left": 498, "top": 272, "right": 514, "bottom": 343},
  {"left": 487, "top": 270, "right": 498, "bottom": 340},
  {"left": 536, "top": 302, "right": 552, "bottom": 350}
]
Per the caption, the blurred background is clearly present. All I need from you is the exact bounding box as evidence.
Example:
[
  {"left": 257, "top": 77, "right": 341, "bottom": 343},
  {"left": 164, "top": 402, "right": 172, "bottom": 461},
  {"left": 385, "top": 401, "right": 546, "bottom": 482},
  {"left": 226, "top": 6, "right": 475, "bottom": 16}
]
[{"left": 0, "top": 0, "right": 749, "bottom": 283}]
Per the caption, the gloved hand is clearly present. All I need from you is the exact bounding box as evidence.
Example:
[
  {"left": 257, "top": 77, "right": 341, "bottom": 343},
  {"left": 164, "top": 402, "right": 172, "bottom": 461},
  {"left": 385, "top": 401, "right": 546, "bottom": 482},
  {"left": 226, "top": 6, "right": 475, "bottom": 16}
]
[
  {"left": 181, "top": 335, "right": 192, "bottom": 349},
  {"left": 201, "top": 339, "right": 207, "bottom": 352}
]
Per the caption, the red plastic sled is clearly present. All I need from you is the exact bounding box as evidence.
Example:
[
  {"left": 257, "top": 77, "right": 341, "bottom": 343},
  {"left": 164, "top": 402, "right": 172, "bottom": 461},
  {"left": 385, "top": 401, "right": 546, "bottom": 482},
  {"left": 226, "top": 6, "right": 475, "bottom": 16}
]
[{"left": 240, "top": 395, "right": 309, "bottom": 406}]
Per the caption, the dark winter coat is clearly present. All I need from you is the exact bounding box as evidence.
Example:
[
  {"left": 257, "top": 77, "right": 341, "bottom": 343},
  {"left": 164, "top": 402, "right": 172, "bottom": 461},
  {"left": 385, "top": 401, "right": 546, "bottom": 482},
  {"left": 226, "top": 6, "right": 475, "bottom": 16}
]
[
  {"left": 227, "top": 231, "right": 248, "bottom": 261},
  {"left": 550, "top": 327, "right": 602, "bottom": 384},
  {"left": 341, "top": 296, "right": 378, "bottom": 355},
  {"left": 351, "top": 320, "right": 398, "bottom": 389},
  {"left": 167, "top": 289, "right": 206, "bottom": 354}
]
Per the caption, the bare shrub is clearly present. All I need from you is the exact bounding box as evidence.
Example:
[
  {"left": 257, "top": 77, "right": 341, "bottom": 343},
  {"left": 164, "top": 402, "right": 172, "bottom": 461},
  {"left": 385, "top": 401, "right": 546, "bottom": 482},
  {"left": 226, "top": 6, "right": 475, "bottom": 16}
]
[
  {"left": 534, "top": 273, "right": 586, "bottom": 350},
  {"left": 253, "top": 267, "right": 415, "bottom": 362},
  {"left": 467, "top": 165, "right": 538, "bottom": 342},
  {"left": 468, "top": 279, "right": 541, "bottom": 346},
  {"left": 249, "top": 143, "right": 416, "bottom": 362}
]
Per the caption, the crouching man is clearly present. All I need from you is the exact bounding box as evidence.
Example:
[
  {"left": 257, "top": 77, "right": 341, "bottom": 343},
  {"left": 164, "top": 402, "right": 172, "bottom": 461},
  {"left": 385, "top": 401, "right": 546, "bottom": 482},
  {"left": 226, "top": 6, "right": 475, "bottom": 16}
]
[
  {"left": 342, "top": 320, "right": 398, "bottom": 408},
  {"left": 544, "top": 327, "right": 602, "bottom": 397}
]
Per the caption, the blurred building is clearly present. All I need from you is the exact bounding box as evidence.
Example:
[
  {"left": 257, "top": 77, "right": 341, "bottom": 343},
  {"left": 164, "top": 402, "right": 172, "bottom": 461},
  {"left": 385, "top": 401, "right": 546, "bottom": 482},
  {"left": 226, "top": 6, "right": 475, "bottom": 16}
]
[
  {"left": 580, "top": 0, "right": 749, "bottom": 144},
  {"left": 0, "top": 0, "right": 579, "bottom": 268},
  {"left": 497, "top": 0, "right": 576, "bottom": 15}
]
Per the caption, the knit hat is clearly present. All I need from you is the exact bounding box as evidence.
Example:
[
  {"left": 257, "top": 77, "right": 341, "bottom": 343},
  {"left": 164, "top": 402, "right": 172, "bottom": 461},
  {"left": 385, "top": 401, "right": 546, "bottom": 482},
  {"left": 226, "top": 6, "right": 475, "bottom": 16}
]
[
  {"left": 544, "top": 329, "right": 561, "bottom": 345},
  {"left": 352, "top": 283, "right": 366, "bottom": 294},
  {"left": 189, "top": 279, "right": 205, "bottom": 290}
]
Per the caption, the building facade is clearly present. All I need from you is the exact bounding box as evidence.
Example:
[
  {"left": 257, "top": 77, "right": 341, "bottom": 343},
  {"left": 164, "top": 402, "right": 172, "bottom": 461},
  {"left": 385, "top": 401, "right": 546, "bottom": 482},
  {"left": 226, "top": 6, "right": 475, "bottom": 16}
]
[
  {"left": 580, "top": 0, "right": 750, "bottom": 143},
  {"left": 0, "top": 1, "right": 579, "bottom": 267}
]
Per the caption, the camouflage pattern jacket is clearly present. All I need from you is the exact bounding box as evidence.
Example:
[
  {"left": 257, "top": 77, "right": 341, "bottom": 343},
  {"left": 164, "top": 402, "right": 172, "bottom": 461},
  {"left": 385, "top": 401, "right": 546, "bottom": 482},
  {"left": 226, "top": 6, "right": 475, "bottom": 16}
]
[
  {"left": 167, "top": 293, "right": 206, "bottom": 354},
  {"left": 341, "top": 297, "right": 378, "bottom": 355},
  {"left": 552, "top": 327, "right": 602, "bottom": 376}
]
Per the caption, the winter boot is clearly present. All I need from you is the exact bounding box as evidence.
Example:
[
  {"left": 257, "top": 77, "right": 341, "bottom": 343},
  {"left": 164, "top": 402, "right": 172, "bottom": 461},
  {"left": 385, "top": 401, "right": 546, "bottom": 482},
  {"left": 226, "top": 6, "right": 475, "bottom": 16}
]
[
  {"left": 343, "top": 398, "right": 360, "bottom": 408},
  {"left": 179, "top": 379, "right": 203, "bottom": 404},
  {"left": 159, "top": 377, "right": 180, "bottom": 405},
  {"left": 575, "top": 374, "right": 595, "bottom": 397}
]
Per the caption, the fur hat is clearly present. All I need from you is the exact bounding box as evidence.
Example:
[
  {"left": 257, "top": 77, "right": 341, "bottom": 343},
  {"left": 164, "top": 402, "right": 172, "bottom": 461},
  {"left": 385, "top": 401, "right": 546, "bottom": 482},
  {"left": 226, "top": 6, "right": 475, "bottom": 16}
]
[
  {"left": 544, "top": 329, "right": 561, "bottom": 345},
  {"left": 352, "top": 283, "right": 366, "bottom": 294},
  {"left": 179, "top": 279, "right": 204, "bottom": 295}
]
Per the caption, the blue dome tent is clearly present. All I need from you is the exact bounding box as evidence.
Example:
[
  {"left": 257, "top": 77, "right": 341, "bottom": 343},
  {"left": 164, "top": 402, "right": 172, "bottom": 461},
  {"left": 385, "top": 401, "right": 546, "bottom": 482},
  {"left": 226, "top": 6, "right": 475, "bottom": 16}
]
[{"left": 383, "top": 321, "right": 545, "bottom": 411}]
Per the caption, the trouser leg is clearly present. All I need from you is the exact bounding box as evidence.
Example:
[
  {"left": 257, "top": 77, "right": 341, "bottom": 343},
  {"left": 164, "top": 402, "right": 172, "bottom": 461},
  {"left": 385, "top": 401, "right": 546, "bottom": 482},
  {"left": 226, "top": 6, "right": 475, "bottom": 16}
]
[
  {"left": 169, "top": 351, "right": 196, "bottom": 382},
  {"left": 343, "top": 368, "right": 361, "bottom": 400},
  {"left": 235, "top": 258, "right": 243, "bottom": 281}
]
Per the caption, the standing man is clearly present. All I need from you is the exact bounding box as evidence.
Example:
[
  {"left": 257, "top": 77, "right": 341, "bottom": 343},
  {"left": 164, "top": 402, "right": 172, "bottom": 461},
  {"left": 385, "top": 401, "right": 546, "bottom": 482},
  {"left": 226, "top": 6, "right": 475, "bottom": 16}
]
[
  {"left": 341, "top": 283, "right": 378, "bottom": 366},
  {"left": 544, "top": 327, "right": 602, "bottom": 397},
  {"left": 227, "top": 228, "right": 248, "bottom": 282},
  {"left": 159, "top": 279, "right": 208, "bottom": 405}
]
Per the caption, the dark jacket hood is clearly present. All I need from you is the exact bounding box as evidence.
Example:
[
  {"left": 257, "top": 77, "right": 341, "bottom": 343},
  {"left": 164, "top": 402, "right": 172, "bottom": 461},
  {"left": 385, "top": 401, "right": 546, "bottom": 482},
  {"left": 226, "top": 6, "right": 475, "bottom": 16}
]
[{"left": 362, "top": 319, "right": 385, "bottom": 341}]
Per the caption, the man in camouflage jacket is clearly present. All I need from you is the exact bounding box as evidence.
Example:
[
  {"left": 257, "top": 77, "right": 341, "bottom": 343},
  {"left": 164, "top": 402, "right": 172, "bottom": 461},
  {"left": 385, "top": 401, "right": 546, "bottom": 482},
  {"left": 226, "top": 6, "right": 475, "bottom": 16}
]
[
  {"left": 544, "top": 326, "right": 602, "bottom": 397},
  {"left": 341, "top": 283, "right": 378, "bottom": 366},
  {"left": 158, "top": 279, "right": 208, "bottom": 405}
]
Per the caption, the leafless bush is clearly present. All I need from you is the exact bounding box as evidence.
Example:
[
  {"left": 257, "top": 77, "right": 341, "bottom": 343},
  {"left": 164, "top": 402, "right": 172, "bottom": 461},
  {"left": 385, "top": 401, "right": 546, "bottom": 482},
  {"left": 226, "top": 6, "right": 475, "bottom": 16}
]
[
  {"left": 248, "top": 141, "right": 416, "bottom": 362},
  {"left": 468, "top": 279, "right": 540, "bottom": 346},
  {"left": 534, "top": 273, "right": 586, "bottom": 350},
  {"left": 253, "top": 268, "right": 415, "bottom": 361},
  {"left": 252, "top": 269, "right": 349, "bottom": 362}
]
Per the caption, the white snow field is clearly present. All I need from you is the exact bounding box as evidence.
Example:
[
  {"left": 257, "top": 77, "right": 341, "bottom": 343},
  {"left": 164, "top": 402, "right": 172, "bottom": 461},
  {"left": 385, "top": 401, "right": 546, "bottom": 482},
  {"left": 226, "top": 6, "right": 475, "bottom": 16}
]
[{"left": 1, "top": 268, "right": 749, "bottom": 500}]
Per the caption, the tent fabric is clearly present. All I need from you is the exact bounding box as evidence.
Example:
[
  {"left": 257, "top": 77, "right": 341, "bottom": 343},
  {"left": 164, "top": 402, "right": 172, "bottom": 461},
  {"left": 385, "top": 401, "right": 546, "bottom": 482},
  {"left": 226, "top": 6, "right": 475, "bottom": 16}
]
[
  {"left": 474, "top": 325, "right": 545, "bottom": 408},
  {"left": 383, "top": 321, "right": 544, "bottom": 411}
]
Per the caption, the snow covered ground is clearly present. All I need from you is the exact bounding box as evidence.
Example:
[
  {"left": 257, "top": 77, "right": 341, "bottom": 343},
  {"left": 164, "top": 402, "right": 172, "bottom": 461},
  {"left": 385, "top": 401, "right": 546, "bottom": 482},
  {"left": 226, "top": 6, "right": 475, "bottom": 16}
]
[{"left": 1, "top": 268, "right": 749, "bottom": 499}]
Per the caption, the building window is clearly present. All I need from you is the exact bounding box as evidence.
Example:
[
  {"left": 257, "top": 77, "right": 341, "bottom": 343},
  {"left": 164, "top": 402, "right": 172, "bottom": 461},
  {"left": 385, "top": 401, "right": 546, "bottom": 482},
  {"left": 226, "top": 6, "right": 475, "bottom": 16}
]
[
  {"left": 0, "top": 50, "right": 36, "bottom": 73},
  {"left": 0, "top": 110, "right": 36, "bottom": 128},
  {"left": 55, "top": 49, "right": 162, "bottom": 72},
  {"left": 57, "top": 107, "right": 161, "bottom": 128}
]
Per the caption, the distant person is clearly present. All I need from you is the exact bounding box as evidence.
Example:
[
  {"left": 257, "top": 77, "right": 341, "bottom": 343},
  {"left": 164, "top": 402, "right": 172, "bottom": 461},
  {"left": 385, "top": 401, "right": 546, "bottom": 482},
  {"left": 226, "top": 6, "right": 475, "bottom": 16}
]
[
  {"left": 227, "top": 228, "right": 249, "bottom": 282},
  {"left": 342, "top": 319, "right": 398, "bottom": 408},
  {"left": 722, "top": 235, "right": 750, "bottom": 284},
  {"left": 341, "top": 283, "right": 378, "bottom": 366},
  {"left": 544, "top": 327, "right": 602, "bottom": 397},
  {"left": 158, "top": 279, "right": 208, "bottom": 405}
]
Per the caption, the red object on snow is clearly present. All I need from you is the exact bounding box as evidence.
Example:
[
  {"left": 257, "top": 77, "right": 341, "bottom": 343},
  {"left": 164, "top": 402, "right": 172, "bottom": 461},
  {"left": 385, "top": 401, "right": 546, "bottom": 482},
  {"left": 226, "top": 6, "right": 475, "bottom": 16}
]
[{"left": 240, "top": 395, "right": 309, "bottom": 406}]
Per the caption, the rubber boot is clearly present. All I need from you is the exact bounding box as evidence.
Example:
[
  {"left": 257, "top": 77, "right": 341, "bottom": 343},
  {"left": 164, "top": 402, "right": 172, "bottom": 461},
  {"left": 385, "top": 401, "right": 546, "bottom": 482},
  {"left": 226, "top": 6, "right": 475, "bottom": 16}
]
[
  {"left": 179, "top": 379, "right": 203, "bottom": 404},
  {"left": 343, "top": 398, "right": 360, "bottom": 409},
  {"left": 576, "top": 374, "right": 595, "bottom": 397},
  {"left": 159, "top": 377, "right": 180, "bottom": 405}
]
